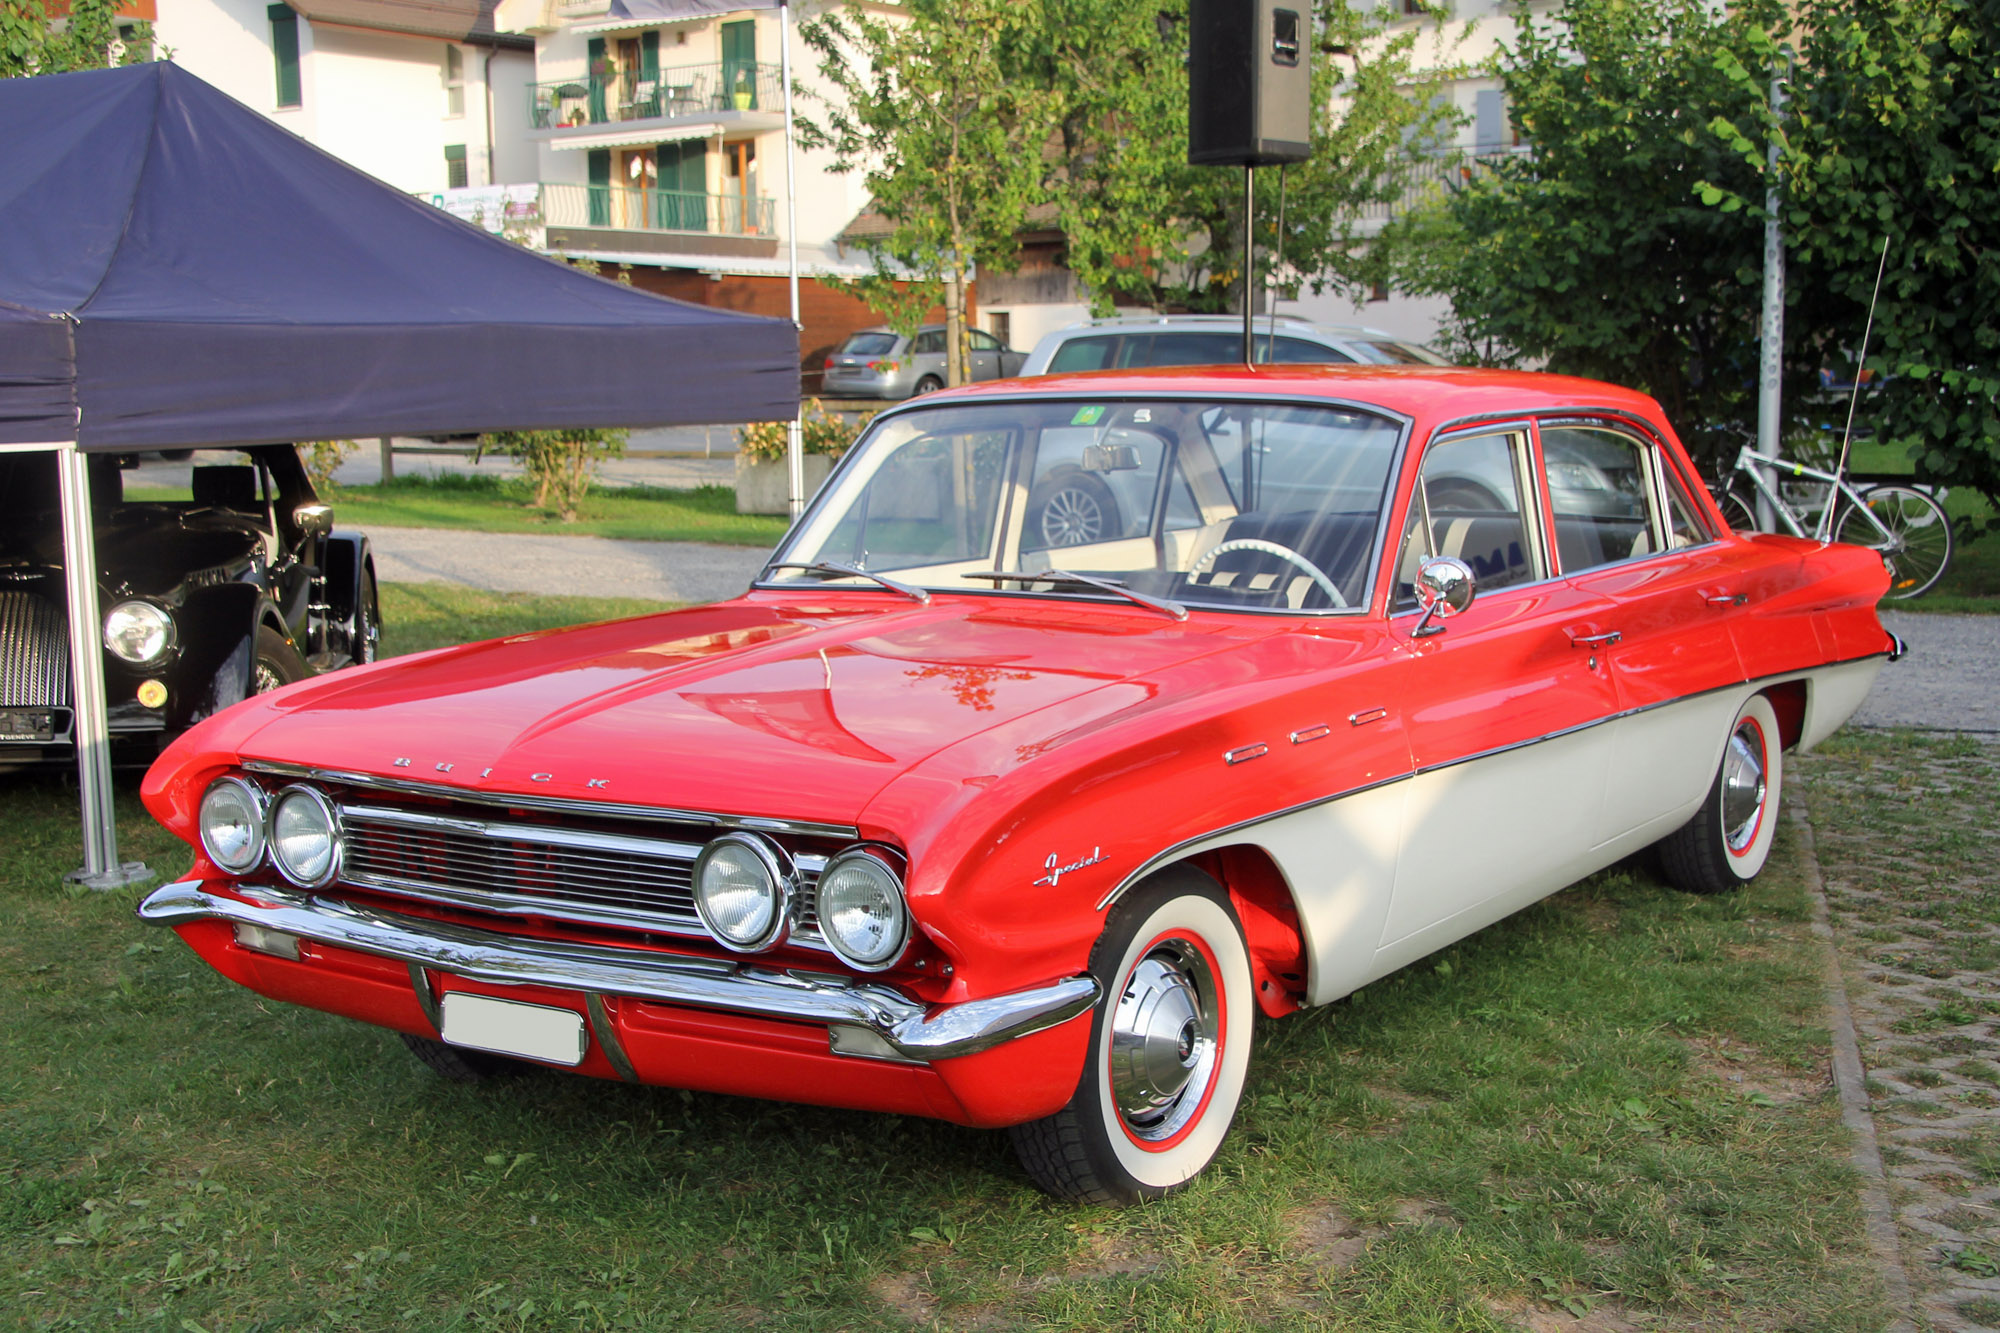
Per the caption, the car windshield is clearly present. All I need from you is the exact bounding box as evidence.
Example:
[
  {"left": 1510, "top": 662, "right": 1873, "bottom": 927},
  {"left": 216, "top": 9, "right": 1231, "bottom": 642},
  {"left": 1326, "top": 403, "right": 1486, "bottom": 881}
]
[{"left": 765, "top": 396, "right": 1404, "bottom": 614}]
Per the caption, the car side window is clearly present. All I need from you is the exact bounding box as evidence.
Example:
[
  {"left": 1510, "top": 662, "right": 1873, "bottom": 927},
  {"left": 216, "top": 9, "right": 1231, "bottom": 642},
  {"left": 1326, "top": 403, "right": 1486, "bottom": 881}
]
[
  {"left": 1270, "top": 336, "right": 1355, "bottom": 364},
  {"left": 1540, "top": 427, "right": 1658, "bottom": 572},
  {"left": 1393, "top": 431, "right": 1538, "bottom": 609},
  {"left": 1046, "top": 336, "right": 1119, "bottom": 373},
  {"left": 912, "top": 331, "right": 944, "bottom": 356},
  {"left": 968, "top": 329, "right": 1001, "bottom": 351}
]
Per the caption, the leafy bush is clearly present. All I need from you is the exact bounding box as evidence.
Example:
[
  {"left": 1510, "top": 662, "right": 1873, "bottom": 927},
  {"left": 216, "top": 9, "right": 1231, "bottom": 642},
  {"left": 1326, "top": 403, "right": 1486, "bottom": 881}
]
[
  {"left": 737, "top": 400, "right": 873, "bottom": 463},
  {"left": 480, "top": 429, "right": 628, "bottom": 521},
  {"left": 299, "top": 440, "right": 359, "bottom": 495}
]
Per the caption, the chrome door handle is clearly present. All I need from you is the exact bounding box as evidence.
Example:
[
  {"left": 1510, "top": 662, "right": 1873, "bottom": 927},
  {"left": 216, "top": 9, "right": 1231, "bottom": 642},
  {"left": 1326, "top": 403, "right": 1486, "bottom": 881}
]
[
  {"left": 1570, "top": 630, "right": 1622, "bottom": 648},
  {"left": 1706, "top": 593, "right": 1747, "bottom": 607}
]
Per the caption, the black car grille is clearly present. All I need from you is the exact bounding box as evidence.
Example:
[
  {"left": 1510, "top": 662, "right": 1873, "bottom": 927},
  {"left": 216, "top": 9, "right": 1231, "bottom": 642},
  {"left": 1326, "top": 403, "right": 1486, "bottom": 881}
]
[
  {"left": 0, "top": 592, "right": 70, "bottom": 709},
  {"left": 334, "top": 800, "right": 826, "bottom": 946}
]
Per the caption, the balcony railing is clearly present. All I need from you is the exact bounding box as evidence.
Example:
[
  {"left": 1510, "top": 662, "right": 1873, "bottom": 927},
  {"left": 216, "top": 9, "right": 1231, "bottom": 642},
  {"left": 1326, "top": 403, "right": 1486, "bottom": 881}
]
[
  {"left": 530, "top": 61, "right": 783, "bottom": 130},
  {"left": 542, "top": 181, "right": 775, "bottom": 236},
  {"left": 1357, "top": 146, "right": 1532, "bottom": 222}
]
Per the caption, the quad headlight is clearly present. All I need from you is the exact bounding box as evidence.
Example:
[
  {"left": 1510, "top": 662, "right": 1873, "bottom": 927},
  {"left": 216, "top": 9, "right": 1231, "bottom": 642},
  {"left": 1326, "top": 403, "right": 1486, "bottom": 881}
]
[
  {"left": 198, "top": 776, "right": 267, "bottom": 873},
  {"left": 815, "top": 847, "right": 908, "bottom": 971},
  {"left": 103, "top": 600, "right": 174, "bottom": 664},
  {"left": 268, "top": 785, "right": 341, "bottom": 888},
  {"left": 693, "top": 832, "right": 793, "bottom": 952}
]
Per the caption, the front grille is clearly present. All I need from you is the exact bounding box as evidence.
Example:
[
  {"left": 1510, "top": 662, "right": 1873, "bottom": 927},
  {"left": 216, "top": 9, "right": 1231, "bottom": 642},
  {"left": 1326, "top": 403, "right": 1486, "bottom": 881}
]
[
  {"left": 335, "top": 800, "right": 826, "bottom": 947},
  {"left": 0, "top": 592, "right": 70, "bottom": 709}
]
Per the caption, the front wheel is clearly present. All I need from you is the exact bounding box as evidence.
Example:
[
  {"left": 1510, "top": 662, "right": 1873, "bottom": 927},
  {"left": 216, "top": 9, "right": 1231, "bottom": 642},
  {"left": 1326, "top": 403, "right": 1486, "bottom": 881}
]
[
  {"left": 252, "top": 624, "right": 310, "bottom": 695},
  {"left": 1009, "top": 869, "right": 1254, "bottom": 1205},
  {"left": 350, "top": 565, "right": 381, "bottom": 666},
  {"left": 1657, "top": 693, "right": 1783, "bottom": 893},
  {"left": 1835, "top": 484, "right": 1953, "bottom": 599}
]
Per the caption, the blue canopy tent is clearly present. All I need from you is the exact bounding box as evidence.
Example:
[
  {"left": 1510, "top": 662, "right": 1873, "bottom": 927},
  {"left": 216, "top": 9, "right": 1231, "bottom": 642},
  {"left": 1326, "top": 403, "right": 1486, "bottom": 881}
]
[{"left": 0, "top": 61, "right": 800, "bottom": 883}]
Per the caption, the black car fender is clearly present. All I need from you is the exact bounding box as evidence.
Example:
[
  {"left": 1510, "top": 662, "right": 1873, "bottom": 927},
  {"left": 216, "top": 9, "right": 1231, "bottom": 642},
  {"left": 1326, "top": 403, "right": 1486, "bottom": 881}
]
[
  {"left": 170, "top": 584, "right": 290, "bottom": 728},
  {"left": 321, "top": 530, "right": 373, "bottom": 659}
]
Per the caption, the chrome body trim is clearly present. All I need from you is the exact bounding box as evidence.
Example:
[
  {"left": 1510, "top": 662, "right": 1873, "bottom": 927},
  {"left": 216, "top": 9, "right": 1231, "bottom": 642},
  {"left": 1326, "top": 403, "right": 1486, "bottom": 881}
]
[
  {"left": 408, "top": 962, "right": 441, "bottom": 1031},
  {"left": 1291, "top": 723, "right": 1332, "bottom": 744},
  {"left": 239, "top": 760, "right": 862, "bottom": 840},
  {"left": 139, "top": 881, "right": 1098, "bottom": 1062},
  {"left": 1888, "top": 631, "right": 1908, "bottom": 662},
  {"left": 1091, "top": 648, "right": 1894, "bottom": 913},
  {"left": 585, "top": 992, "right": 639, "bottom": 1082},
  {"left": 1224, "top": 742, "right": 1269, "bottom": 766}
]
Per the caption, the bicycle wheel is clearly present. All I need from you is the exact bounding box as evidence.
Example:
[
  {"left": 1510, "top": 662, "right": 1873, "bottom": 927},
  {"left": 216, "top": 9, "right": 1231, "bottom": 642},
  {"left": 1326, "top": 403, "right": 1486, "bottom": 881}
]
[
  {"left": 1714, "top": 486, "right": 1761, "bottom": 533},
  {"left": 1834, "top": 484, "right": 1953, "bottom": 599}
]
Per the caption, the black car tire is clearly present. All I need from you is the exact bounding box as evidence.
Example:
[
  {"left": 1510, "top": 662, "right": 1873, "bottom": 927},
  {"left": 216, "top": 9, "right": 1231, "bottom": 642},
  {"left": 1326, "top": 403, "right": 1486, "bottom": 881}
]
[
  {"left": 1009, "top": 867, "right": 1254, "bottom": 1205},
  {"left": 252, "top": 623, "right": 310, "bottom": 694},
  {"left": 351, "top": 565, "right": 381, "bottom": 665},
  {"left": 1657, "top": 693, "right": 1783, "bottom": 893},
  {"left": 399, "top": 1033, "right": 528, "bottom": 1082},
  {"left": 1028, "top": 471, "right": 1120, "bottom": 549},
  {"left": 913, "top": 374, "right": 944, "bottom": 395}
]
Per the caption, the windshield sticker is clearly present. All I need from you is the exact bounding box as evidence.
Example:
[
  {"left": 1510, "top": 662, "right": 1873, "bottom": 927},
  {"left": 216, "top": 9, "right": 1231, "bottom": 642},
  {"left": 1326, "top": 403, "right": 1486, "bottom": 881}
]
[
  {"left": 1132, "top": 408, "right": 1152, "bottom": 423},
  {"left": 1070, "top": 405, "right": 1106, "bottom": 426}
]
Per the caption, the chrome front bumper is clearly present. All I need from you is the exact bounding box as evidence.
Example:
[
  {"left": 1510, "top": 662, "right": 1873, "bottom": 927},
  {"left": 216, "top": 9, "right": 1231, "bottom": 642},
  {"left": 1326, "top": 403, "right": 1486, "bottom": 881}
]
[{"left": 137, "top": 881, "right": 1098, "bottom": 1063}]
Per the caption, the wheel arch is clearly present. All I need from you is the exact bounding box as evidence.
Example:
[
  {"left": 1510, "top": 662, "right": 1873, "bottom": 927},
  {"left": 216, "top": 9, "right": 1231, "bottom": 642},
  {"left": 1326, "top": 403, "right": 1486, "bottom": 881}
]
[
  {"left": 1760, "top": 678, "right": 1807, "bottom": 752},
  {"left": 1159, "top": 844, "right": 1309, "bottom": 1019}
]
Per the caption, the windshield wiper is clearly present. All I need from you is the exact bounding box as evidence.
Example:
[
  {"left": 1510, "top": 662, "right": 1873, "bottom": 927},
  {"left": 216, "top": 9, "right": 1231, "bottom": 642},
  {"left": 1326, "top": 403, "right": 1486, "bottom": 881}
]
[
  {"left": 765, "top": 561, "right": 931, "bottom": 604},
  {"left": 964, "top": 569, "right": 1188, "bottom": 621}
]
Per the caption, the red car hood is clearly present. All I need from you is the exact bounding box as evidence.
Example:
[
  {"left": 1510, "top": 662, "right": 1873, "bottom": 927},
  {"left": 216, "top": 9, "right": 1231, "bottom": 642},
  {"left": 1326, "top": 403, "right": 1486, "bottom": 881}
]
[{"left": 229, "top": 593, "right": 1262, "bottom": 825}]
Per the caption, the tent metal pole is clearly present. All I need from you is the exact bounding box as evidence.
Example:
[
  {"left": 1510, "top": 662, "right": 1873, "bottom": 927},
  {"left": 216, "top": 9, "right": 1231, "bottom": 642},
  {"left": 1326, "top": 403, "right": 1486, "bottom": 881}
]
[
  {"left": 780, "top": 0, "right": 806, "bottom": 519},
  {"left": 55, "top": 444, "right": 152, "bottom": 890}
]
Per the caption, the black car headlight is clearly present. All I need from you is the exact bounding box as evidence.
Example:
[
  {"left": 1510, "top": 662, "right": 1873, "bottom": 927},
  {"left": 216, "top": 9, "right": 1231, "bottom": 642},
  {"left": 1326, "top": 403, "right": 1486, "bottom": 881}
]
[
  {"left": 693, "top": 833, "right": 793, "bottom": 952},
  {"left": 815, "top": 847, "right": 909, "bottom": 971},
  {"left": 198, "top": 776, "right": 266, "bottom": 873},
  {"left": 103, "top": 600, "right": 174, "bottom": 664},
  {"left": 268, "top": 785, "right": 341, "bottom": 888}
]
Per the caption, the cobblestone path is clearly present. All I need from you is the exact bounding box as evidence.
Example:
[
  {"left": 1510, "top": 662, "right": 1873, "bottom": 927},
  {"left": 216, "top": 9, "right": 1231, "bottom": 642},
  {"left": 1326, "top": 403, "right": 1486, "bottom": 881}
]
[{"left": 1799, "top": 733, "right": 2000, "bottom": 1331}]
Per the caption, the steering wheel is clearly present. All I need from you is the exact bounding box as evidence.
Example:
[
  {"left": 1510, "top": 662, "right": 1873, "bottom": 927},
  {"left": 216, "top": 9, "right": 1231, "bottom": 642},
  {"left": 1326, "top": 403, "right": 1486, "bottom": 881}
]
[{"left": 1188, "top": 539, "right": 1347, "bottom": 608}]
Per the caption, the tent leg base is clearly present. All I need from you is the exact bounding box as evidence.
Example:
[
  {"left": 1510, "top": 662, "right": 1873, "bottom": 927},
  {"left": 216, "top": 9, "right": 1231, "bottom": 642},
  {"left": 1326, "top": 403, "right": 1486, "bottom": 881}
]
[{"left": 66, "top": 862, "right": 156, "bottom": 891}]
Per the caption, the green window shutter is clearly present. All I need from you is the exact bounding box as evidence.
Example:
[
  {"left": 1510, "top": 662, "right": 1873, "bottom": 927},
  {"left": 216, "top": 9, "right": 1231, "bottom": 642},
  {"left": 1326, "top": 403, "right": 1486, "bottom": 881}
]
[
  {"left": 586, "top": 37, "right": 607, "bottom": 122},
  {"left": 268, "top": 4, "right": 301, "bottom": 108},
  {"left": 640, "top": 30, "right": 658, "bottom": 80},
  {"left": 721, "top": 20, "right": 755, "bottom": 110},
  {"left": 658, "top": 141, "right": 704, "bottom": 230},
  {"left": 444, "top": 143, "right": 468, "bottom": 190},
  {"left": 586, "top": 149, "right": 611, "bottom": 227}
]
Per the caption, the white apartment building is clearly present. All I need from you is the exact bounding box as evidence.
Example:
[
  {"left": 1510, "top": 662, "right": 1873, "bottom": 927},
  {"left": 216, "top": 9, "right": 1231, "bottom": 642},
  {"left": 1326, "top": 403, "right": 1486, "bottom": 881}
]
[{"left": 143, "top": 0, "right": 537, "bottom": 194}]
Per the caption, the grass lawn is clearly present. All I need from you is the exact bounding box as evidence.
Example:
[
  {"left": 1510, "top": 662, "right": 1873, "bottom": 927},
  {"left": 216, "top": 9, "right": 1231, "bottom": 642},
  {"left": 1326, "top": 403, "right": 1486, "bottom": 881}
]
[
  {"left": 129, "top": 474, "right": 791, "bottom": 549},
  {"left": 0, "top": 590, "right": 1901, "bottom": 1331}
]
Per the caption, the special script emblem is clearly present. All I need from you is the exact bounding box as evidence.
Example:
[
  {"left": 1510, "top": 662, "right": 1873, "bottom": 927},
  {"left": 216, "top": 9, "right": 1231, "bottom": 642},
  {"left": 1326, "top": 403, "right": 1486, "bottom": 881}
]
[{"left": 1034, "top": 846, "right": 1108, "bottom": 888}]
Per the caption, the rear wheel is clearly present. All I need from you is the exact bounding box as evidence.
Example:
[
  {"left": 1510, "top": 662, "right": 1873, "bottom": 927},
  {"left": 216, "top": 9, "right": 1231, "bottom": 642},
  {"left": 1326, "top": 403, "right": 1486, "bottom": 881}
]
[
  {"left": 1657, "top": 694, "right": 1783, "bottom": 893},
  {"left": 1835, "top": 484, "right": 1952, "bottom": 599},
  {"left": 913, "top": 374, "right": 944, "bottom": 396},
  {"left": 350, "top": 566, "right": 381, "bottom": 665},
  {"left": 1009, "top": 869, "right": 1254, "bottom": 1205},
  {"left": 1028, "top": 472, "right": 1119, "bottom": 549}
]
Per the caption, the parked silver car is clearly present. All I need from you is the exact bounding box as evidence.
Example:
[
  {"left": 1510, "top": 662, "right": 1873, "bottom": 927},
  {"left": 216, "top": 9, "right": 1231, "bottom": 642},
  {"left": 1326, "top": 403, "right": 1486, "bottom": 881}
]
[
  {"left": 1018, "top": 314, "right": 1447, "bottom": 377},
  {"left": 821, "top": 324, "right": 1028, "bottom": 400}
]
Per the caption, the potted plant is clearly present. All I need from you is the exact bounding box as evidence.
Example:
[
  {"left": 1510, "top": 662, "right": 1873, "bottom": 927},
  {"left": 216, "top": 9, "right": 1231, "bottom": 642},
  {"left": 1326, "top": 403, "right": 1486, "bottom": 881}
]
[
  {"left": 731, "top": 69, "right": 753, "bottom": 110},
  {"left": 734, "top": 400, "right": 871, "bottom": 514}
]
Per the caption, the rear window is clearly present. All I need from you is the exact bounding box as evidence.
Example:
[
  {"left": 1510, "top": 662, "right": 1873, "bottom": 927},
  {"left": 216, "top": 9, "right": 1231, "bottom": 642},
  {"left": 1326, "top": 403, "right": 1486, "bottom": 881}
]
[
  {"left": 1354, "top": 339, "right": 1445, "bottom": 366},
  {"left": 838, "top": 332, "right": 899, "bottom": 357}
]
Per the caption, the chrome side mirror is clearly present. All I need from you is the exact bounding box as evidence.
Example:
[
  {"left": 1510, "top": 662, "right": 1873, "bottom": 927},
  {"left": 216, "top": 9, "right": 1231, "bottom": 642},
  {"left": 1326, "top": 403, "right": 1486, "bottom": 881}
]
[
  {"left": 1411, "top": 556, "right": 1475, "bottom": 638},
  {"left": 292, "top": 503, "right": 334, "bottom": 541}
]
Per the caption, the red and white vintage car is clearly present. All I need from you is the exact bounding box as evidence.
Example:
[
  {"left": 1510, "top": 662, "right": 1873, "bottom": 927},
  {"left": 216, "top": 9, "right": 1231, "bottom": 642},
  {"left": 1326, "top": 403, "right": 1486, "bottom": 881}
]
[{"left": 139, "top": 366, "right": 1897, "bottom": 1204}]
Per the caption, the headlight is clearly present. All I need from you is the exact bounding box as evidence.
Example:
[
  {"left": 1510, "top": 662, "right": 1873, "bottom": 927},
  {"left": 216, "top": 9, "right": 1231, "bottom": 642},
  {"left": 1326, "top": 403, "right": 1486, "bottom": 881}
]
[
  {"left": 268, "top": 785, "right": 340, "bottom": 888},
  {"left": 816, "top": 847, "right": 908, "bottom": 971},
  {"left": 693, "top": 833, "right": 792, "bottom": 952},
  {"left": 198, "top": 777, "right": 266, "bottom": 873},
  {"left": 103, "top": 601, "right": 174, "bottom": 664}
]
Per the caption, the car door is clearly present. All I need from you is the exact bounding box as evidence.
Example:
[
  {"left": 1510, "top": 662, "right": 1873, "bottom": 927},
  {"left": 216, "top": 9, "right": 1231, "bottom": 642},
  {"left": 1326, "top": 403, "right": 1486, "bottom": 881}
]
[
  {"left": 1542, "top": 422, "right": 1751, "bottom": 846},
  {"left": 1369, "top": 426, "right": 1623, "bottom": 977},
  {"left": 967, "top": 328, "right": 1004, "bottom": 382}
]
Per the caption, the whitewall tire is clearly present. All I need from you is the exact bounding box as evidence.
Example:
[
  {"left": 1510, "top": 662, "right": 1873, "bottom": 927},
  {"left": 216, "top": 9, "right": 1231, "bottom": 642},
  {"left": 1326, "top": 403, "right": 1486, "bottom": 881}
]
[
  {"left": 1009, "top": 868, "right": 1254, "bottom": 1204},
  {"left": 1658, "top": 693, "right": 1784, "bottom": 893}
]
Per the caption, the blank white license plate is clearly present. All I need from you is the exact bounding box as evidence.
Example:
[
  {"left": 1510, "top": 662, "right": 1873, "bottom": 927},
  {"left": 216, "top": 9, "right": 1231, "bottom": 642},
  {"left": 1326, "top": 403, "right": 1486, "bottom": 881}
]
[{"left": 439, "top": 992, "right": 587, "bottom": 1066}]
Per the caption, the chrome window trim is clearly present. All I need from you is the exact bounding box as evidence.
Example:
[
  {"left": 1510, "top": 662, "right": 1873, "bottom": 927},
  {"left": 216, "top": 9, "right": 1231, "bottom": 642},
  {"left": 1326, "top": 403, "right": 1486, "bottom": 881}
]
[
  {"left": 1092, "top": 647, "right": 1894, "bottom": 913},
  {"left": 239, "top": 760, "right": 861, "bottom": 841},
  {"left": 1390, "top": 419, "right": 1548, "bottom": 612},
  {"left": 756, "top": 390, "right": 1417, "bottom": 620}
]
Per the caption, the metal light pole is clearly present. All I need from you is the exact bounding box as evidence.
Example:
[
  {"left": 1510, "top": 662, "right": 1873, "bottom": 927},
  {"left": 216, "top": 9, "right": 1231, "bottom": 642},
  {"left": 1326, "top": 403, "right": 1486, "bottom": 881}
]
[
  {"left": 1754, "top": 57, "right": 1789, "bottom": 533},
  {"left": 779, "top": 0, "right": 806, "bottom": 519}
]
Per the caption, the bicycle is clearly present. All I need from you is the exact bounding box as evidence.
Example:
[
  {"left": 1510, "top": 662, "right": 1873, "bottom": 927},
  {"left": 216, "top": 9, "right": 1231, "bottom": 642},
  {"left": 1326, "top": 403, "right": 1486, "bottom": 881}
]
[{"left": 1712, "top": 442, "right": 1954, "bottom": 599}]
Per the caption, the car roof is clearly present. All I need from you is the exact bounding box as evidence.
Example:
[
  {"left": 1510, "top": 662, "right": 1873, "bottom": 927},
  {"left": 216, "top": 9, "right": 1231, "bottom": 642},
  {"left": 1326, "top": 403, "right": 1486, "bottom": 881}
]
[
  {"left": 915, "top": 363, "right": 1669, "bottom": 426},
  {"left": 1043, "top": 315, "right": 1404, "bottom": 341}
]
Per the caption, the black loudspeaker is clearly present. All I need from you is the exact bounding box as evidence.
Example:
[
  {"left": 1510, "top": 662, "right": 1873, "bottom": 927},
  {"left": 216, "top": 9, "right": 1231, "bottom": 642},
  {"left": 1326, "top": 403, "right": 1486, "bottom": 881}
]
[{"left": 1187, "top": 0, "right": 1313, "bottom": 167}]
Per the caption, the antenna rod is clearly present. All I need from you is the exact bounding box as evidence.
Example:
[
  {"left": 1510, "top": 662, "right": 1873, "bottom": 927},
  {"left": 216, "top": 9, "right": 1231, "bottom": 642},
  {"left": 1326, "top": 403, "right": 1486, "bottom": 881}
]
[
  {"left": 1242, "top": 165, "right": 1255, "bottom": 367},
  {"left": 1823, "top": 232, "right": 1893, "bottom": 540}
]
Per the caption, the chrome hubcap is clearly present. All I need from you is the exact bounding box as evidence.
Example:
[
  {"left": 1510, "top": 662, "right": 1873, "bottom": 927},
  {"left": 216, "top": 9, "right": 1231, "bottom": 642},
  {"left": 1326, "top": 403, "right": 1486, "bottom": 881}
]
[
  {"left": 1041, "top": 488, "right": 1104, "bottom": 547},
  {"left": 252, "top": 661, "right": 285, "bottom": 694},
  {"left": 1109, "top": 939, "right": 1218, "bottom": 1142},
  {"left": 1721, "top": 721, "right": 1767, "bottom": 852}
]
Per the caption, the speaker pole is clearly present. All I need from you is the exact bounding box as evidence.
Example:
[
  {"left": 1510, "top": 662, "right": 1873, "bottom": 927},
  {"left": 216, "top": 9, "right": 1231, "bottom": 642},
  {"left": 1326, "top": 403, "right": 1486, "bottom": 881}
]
[{"left": 1242, "top": 164, "right": 1255, "bottom": 366}]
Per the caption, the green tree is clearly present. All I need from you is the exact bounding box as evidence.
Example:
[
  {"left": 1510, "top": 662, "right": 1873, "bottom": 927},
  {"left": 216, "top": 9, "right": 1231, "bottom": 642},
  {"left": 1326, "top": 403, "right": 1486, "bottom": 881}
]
[
  {"left": 1399, "top": 0, "right": 1811, "bottom": 455},
  {"left": 800, "top": 0, "right": 1053, "bottom": 385},
  {"left": 2, "top": 0, "right": 155, "bottom": 78},
  {"left": 1710, "top": 0, "right": 2000, "bottom": 509},
  {"left": 1024, "top": 0, "right": 1457, "bottom": 314}
]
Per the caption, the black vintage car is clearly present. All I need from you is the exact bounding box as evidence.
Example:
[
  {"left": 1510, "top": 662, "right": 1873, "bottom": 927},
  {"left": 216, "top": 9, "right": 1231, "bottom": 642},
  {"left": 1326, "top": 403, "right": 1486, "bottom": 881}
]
[{"left": 0, "top": 446, "right": 378, "bottom": 771}]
